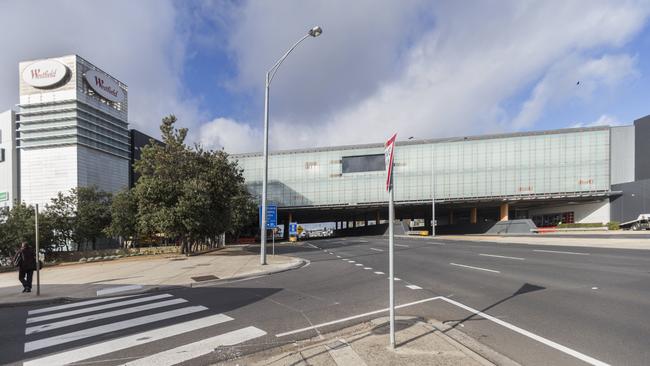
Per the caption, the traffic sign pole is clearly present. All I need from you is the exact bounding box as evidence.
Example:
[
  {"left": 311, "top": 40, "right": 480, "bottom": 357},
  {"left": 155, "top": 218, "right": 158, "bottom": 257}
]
[
  {"left": 388, "top": 178, "right": 395, "bottom": 348},
  {"left": 384, "top": 133, "right": 397, "bottom": 349}
]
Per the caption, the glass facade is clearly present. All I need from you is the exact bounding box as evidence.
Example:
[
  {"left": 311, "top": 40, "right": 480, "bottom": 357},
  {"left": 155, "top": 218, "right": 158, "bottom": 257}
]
[{"left": 234, "top": 127, "right": 611, "bottom": 208}]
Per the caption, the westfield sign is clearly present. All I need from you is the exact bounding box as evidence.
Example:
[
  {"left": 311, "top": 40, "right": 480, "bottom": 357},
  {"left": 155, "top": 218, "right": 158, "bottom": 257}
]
[
  {"left": 22, "top": 60, "right": 68, "bottom": 88},
  {"left": 85, "top": 69, "right": 124, "bottom": 103}
]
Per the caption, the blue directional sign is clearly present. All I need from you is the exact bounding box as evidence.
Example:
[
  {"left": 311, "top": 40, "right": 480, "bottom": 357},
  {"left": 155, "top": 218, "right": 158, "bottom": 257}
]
[
  {"left": 259, "top": 205, "right": 277, "bottom": 229},
  {"left": 289, "top": 222, "right": 298, "bottom": 236}
]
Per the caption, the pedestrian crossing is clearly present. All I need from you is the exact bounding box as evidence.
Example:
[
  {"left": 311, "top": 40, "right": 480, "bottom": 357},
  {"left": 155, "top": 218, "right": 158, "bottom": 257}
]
[{"left": 22, "top": 292, "right": 267, "bottom": 365}]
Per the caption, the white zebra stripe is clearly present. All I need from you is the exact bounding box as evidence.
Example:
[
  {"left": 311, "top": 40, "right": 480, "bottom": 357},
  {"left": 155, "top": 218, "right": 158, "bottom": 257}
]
[{"left": 22, "top": 314, "right": 233, "bottom": 366}]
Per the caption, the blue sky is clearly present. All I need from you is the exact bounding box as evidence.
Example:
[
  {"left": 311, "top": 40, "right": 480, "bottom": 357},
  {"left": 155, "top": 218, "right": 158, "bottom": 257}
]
[{"left": 1, "top": 1, "right": 650, "bottom": 152}]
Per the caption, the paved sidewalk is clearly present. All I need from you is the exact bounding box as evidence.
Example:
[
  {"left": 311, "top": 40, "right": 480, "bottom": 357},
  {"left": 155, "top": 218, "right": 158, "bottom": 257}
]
[
  {"left": 438, "top": 234, "right": 650, "bottom": 250},
  {"left": 0, "top": 246, "right": 304, "bottom": 307},
  {"left": 223, "top": 316, "right": 517, "bottom": 366}
]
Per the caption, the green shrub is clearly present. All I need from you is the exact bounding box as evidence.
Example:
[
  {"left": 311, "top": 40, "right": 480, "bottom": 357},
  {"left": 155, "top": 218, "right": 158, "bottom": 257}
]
[{"left": 607, "top": 221, "right": 620, "bottom": 230}]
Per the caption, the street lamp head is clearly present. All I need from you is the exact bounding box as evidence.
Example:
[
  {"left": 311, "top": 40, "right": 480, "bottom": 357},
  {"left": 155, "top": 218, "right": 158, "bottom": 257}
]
[{"left": 308, "top": 26, "right": 323, "bottom": 37}]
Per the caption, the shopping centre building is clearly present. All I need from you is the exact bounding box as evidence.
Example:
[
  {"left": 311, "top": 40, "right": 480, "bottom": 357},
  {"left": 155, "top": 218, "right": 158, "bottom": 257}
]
[
  {"left": 0, "top": 55, "right": 158, "bottom": 209},
  {"left": 233, "top": 115, "right": 650, "bottom": 232}
]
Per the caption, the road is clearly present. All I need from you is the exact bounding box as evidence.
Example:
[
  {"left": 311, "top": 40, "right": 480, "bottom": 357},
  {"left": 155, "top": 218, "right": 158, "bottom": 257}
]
[{"left": 2, "top": 235, "right": 650, "bottom": 365}]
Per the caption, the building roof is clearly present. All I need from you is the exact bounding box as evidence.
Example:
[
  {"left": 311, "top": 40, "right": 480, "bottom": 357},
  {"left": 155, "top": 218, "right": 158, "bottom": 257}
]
[{"left": 232, "top": 125, "right": 611, "bottom": 158}]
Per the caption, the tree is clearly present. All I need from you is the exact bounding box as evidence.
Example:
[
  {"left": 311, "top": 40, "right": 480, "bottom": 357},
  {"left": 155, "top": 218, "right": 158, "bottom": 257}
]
[
  {"left": 45, "top": 191, "right": 77, "bottom": 250},
  {"left": 75, "top": 187, "right": 112, "bottom": 250},
  {"left": 133, "top": 115, "right": 253, "bottom": 253},
  {"left": 134, "top": 115, "right": 192, "bottom": 252},
  {"left": 45, "top": 187, "right": 112, "bottom": 251},
  {"left": 0, "top": 202, "right": 53, "bottom": 262},
  {"left": 105, "top": 189, "right": 138, "bottom": 247},
  {"left": 230, "top": 190, "right": 257, "bottom": 242}
]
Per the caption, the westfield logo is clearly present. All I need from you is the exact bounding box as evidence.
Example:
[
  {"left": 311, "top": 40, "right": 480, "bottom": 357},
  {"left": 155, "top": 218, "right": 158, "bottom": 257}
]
[
  {"left": 30, "top": 68, "right": 57, "bottom": 80},
  {"left": 94, "top": 76, "right": 118, "bottom": 97}
]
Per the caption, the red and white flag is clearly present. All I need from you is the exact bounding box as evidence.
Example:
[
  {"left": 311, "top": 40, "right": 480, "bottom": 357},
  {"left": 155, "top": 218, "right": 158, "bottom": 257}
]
[{"left": 385, "top": 133, "right": 397, "bottom": 191}]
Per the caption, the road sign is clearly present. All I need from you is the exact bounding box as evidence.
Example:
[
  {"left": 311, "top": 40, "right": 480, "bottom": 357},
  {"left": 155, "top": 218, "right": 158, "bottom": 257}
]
[
  {"left": 259, "top": 205, "right": 277, "bottom": 229},
  {"left": 385, "top": 133, "right": 397, "bottom": 191},
  {"left": 289, "top": 222, "right": 298, "bottom": 236},
  {"left": 0, "top": 192, "right": 7, "bottom": 202}
]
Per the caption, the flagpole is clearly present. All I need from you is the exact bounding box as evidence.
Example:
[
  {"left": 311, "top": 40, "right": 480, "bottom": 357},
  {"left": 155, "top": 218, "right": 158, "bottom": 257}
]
[{"left": 385, "top": 133, "right": 397, "bottom": 349}]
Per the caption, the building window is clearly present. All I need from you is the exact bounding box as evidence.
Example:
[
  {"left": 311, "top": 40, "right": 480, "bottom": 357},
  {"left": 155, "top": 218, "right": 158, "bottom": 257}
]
[{"left": 342, "top": 154, "right": 384, "bottom": 173}]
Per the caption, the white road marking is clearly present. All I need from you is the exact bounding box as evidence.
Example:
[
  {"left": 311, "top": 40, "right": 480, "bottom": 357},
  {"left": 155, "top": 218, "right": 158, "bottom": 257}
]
[
  {"left": 96, "top": 285, "right": 143, "bottom": 296},
  {"left": 276, "top": 295, "right": 609, "bottom": 366},
  {"left": 429, "top": 242, "right": 446, "bottom": 245},
  {"left": 363, "top": 267, "right": 372, "bottom": 270},
  {"left": 370, "top": 248, "right": 383, "bottom": 252},
  {"left": 27, "top": 294, "right": 174, "bottom": 324},
  {"left": 592, "top": 287, "right": 599, "bottom": 290},
  {"left": 336, "top": 255, "right": 341, "bottom": 258},
  {"left": 388, "top": 277, "right": 401, "bottom": 281},
  {"left": 22, "top": 314, "right": 233, "bottom": 366},
  {"left": 479, "top": 253, "right": 525, "bottom": 260},
  {"left": 450, "top": 263, "right": 500, "bottom": 273},
  {"left": 374, "top": 271, "right": 385, "bottom": 275},
  {"left": 395, "top": 244, "right": 409, "bottom": 247},
  {"left": 355, "top": 264, "right": 363, "bottom": 266},
  {"left": 348, "top": 260, "right": 356, "bottom": 263},
  {"left": 533, "top": 249, "right": 590, "bottom": 255},
  {"left": 24, "top": 306, "right": 208, "bottom": 352},
  {"left": 307, "top": 243, "right": 319, "bottom": 249},
  {"left": 438, "top": 297, "right": 610, "bottom": 366},
  {"left": 120, "top": 326, "right": 267, "bottom": 366},
  {"left": 406, "top": 285, "right": 422, "bottom": 290},
  {"left": 276, "top": 297, "right": 443, "bottom": 337},
  {"left": 25, "top": 298, "right": 188, "bottom": 335},
  {"left": 28, "top": 295, "right": 137, "bottom": 315}
]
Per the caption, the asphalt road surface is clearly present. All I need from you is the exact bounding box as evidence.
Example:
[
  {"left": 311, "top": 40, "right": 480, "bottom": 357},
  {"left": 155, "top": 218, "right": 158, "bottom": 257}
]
[{"left": 2, "top": 236, "right": 650, "bottom": 365}]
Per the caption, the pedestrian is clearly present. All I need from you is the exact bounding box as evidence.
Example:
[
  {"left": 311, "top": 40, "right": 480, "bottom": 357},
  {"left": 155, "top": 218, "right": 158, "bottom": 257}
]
[{"left": 13, "top": 242, "right": 37, "bottom": 293}]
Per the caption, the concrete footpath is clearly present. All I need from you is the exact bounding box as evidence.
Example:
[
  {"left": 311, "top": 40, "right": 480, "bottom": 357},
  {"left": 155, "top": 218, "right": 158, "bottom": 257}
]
[
  {"left": 437, "top": 231, "right": 650, "bottom": 250},
  {"left": 224, "top": 316, "right": 517, "bottom": 366},
  {"left": 0, "top": 245, "right": 304, "bottom": 307}
]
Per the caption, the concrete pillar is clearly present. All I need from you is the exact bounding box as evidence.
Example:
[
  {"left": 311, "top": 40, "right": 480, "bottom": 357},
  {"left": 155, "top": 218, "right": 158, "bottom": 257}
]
[
  {"left": 353, "top": 220, "right": 357, "bottom": 228},
  {"left": 500, "top": 203, "right": 509, "bottom": 221},
  {"left": 470, "top": 208, "right": 477, "bottom": 224},
  {"left": 449, "top": 210, "right": 454, "bottom": 225},
  {"left": 376, "top": 211, "right": 381, "bottom": 225}
]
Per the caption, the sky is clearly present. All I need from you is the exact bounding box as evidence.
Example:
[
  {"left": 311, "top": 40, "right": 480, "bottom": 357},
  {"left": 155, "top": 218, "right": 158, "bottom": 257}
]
[{"left": 1, "top": 0, "right": 650, "bottom": 153}]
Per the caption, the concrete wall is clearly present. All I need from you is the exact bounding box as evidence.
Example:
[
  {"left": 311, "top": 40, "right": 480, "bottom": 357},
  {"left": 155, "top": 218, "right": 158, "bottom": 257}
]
[
  {"left": 610, "top": 125, "right": 635, "bottom": 184},
  {"left": 20, "top": 145, "right": 78, "bottom": 207},
  {"left": 634, "top": 115, "right": 650, "bottom": 181},
  {"left": 611, "top": 179, "right": 650, "bottom": 223},
  {"left": 528, "top": 200, "right": 610, "bottom": 224},
  {"left": 0, "top": 110, "right": 17, "bottom": 208}
]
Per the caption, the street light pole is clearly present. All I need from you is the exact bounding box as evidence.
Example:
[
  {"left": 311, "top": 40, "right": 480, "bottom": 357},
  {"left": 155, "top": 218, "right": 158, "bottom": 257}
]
[
  {"left": 260, "top": 26, "right": 322, "bottom": 265},
  {"left": 431, "top": 147, "right": 436, "bottom": 237}
]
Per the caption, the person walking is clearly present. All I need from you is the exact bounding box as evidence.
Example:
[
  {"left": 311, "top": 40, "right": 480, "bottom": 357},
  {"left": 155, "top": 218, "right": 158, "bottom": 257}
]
[{"left": 13, "top": 242, "right": 37, "bottom": 293}]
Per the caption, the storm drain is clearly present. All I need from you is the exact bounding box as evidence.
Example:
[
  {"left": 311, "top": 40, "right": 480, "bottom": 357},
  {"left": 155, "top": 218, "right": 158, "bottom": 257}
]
[{"left": 191, "top": 275, "right": 219, "bottom": 282}]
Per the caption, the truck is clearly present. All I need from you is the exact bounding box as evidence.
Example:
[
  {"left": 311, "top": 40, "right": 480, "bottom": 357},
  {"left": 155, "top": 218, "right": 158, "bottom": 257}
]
[{"left": 620, "top": 214, "right": 650, "bottom": 230}]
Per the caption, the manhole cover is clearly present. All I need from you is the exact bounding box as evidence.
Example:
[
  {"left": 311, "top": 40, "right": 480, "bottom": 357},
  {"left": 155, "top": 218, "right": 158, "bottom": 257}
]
[{"left": 191, "top": 275, "right": 219, "bottom": 282}]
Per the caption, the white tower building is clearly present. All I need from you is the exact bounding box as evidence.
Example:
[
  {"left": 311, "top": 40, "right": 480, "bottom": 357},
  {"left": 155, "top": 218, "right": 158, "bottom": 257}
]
[{"left": 17, "top": 55, "right": 129, "bottom": 207}]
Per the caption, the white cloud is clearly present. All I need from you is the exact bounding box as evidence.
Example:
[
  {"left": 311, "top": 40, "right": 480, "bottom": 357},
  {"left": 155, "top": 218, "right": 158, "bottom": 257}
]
[
  {"left": 0, "top": 0, "right": 199, "bottom": 139},
  {"left": 571, "top": 114, "right": 621, "bottom": 128},
  {"left": 199, "top": 117, "right": 260, "bottom": 153},
  {"left": 201, "top": 0, "right": 650, "bottom": 152},
  {"left": 512, "top": 54, "right": 638, "bottom": 129}
]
